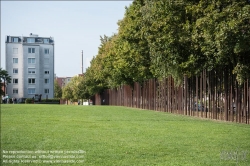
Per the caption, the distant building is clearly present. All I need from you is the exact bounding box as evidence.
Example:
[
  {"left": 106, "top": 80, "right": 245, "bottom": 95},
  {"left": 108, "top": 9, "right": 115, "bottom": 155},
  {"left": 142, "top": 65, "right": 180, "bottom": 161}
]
[
  {"left": 5, "top": 33, "right": 54, "bottom": 99},
  {"left": 55, "top": 73, "right": 84, "bottom": 89},
  {"left": 55, "top": 77, "right": 72, "bottom": 88}
]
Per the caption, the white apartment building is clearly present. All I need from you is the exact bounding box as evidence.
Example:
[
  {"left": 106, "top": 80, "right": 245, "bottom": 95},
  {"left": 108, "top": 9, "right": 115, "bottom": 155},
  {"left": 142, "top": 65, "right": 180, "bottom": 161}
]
[{"left": 5, "top": 33, "right": 54, "bottom": 99}]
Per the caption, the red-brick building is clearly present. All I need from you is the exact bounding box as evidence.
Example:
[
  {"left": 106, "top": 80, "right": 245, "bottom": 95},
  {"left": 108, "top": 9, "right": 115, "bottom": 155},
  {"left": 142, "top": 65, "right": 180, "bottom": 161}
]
[{"left": 55, "top": 77, "right": 72, "bottom": 88}]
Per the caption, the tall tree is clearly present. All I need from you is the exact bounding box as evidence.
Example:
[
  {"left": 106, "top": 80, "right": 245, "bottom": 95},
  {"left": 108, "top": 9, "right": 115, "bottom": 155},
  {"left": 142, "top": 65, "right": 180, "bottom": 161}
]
[
  {"left": 190, "top": 0, "right": 250, "bottom": 84},
  {"left": 62, "top": 84, "right": 73, "bottom": 104},
  {"left": 69, "top": 75, "right": 87, "bottom": 100},
  {"left": 83, "top": 0, "right": 250, "bottom": 94},
  {"left": 84, "top": 35, "right": 117, "bottom": 95},
  {"left": 140, "top": 0, "right": 193, "bottom": 84},
  {"left": 114, "top": 0, "right": 153, "bottom": 85},
  {"left": 54, "top": 79, "right": 62, "bottom": 98}
]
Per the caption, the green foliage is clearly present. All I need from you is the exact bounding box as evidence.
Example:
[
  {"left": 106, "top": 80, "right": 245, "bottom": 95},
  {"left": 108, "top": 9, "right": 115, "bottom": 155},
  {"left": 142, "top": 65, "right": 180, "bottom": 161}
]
[
  {"left": 114, "top": 0, "right": 153, "bottom": 84},
  {"left": 62, "top": 84, "right": 73, "bottom": 100},
  {"left": 35, "top": 98, "right": 60, "bottom": 104},
  {"left": 83, "top": 0, "right": 250, "bottom": 92},
  {"left": 84, "top": 35, "right": 117, "bottom": 95},
  {"left": 40, "top": 99, "right": 60, "bottom": 102},
  {"left": 70, "top": 76, "right": 86, "bottom": 99},
  {"left": 54, "top": 79, "right": 62, "bottom": 98},
  {"left": 141, "top": 0, "right": 190, "bottom": 83},
  {"left": 0, "top": 68, "right": 11, "bottom": 95},
  {"left": 62, "top": 76, "right": 89, "bottom": 100},
  {"left": 25, "top": 98, "right": 34, "bottom": 104},
  {"left": 189, "top": 0, "right": 250, "bottom": 84}
]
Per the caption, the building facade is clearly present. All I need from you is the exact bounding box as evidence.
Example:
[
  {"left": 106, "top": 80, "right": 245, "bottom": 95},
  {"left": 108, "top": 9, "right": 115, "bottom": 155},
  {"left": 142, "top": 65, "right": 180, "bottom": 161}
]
[
  {"left": 5, "top": 33, "right": 54, "bottom": 99},
  {"left": 55, "top": 76, "right": 72, "bottom": 88}
]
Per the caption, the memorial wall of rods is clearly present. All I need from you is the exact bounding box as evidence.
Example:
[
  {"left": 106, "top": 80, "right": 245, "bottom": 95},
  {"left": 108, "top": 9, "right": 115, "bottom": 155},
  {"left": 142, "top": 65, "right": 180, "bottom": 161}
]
[{"left": 91, "top": 70, "right": 250, "bottom": 124}]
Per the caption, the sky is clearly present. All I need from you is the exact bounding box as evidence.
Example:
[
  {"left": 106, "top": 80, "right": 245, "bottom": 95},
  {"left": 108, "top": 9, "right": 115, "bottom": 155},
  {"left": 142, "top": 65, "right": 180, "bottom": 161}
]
[{"left": 1, "top": 1, "right": 132, "bottom": 77}]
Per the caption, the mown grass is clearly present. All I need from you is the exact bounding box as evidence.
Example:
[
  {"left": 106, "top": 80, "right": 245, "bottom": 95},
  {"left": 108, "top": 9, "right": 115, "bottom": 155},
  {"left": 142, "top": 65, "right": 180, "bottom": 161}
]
[{"left": 1, "top": 104, "right": 250, "bottom": 165}]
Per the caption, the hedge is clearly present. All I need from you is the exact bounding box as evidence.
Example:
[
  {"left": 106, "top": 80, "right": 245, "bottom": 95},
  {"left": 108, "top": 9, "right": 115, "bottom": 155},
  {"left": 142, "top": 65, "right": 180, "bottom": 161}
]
[{"left": 25, "top": 98, "right": 34, "bottom": 104}]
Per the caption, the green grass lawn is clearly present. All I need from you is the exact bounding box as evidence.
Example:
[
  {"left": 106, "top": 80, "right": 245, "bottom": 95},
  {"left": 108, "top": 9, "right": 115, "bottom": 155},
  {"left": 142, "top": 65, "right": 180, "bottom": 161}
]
[{"left": 1, "top": 104, "right": 250, "bottom": 165}]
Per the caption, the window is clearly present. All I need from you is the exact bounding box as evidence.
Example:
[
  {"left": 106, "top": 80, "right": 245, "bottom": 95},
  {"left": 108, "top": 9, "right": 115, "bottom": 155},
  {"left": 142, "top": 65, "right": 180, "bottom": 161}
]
[
  {"left": 13, "top": 89, "right": 18, "bottom": 94},
  {"left": 13, "top": 68, "right": 18, "bottom": 74},
  {"left": 13, "top": 48, "right": 18, "bottom": 54},
  {"left": 28, "top": 78, "right": 35, "bottom": 84},
  {"left": 13, "top": 79, "right": 18, "bottom": 84},
  {"left": 45, "top": 79, "right": 50, "bottom": 84},
  {"left": 44, "top": 39, "right": 49, "bottom": 43},
  {"left": 28, "top": 48, "right": 35, "bottom": 53},
  {"left": 27, "top": 38, "right": 35, "bottom": 43},
  {"left": 12, "top": 38, "right": 18, "bottom": 43},
  {"left": 13, "top": 58, "right": 18, "bottom": 64},
  {"left": 44, "top": 48, "right": 49, "bottom": 54},
  {"left": 45, "top": 70, "right": 49, "bottom": 74},
  {"left": 28, "top": 58, "right": 35, "bottom": 64},
  {"left": 44, "top": 58, "right": 49, "bottom": 64},
  {"left": 44, "top": 89, "right": 49, "bottom": 94},
  {"left": 28, "top": 88, "right": 35, "bottom": 94},
  {"left": 28, "top": 68, "right": 36, "bottom": 74}
]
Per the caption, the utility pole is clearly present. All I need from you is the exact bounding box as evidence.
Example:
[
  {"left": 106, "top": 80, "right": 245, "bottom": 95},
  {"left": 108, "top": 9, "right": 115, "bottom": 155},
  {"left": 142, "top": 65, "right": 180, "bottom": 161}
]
[{"left": 81, "top": 50, "right": 83, "bottom": 74}]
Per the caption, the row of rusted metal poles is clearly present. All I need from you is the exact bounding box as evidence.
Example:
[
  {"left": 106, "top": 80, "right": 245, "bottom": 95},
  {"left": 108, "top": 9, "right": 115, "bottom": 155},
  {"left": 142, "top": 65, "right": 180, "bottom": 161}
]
[{"left": 92, "top": 70, "right": 250, "bottom": 124}]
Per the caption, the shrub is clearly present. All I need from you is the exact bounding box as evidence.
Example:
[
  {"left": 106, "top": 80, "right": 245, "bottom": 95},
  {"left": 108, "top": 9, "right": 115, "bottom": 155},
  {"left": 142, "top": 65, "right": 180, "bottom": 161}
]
[
  {"left": 41, "top": 99, "right": 60, "bottom": 103},
  {"left": 25, "top": 98, "right": 34, "bottom": 104}
]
